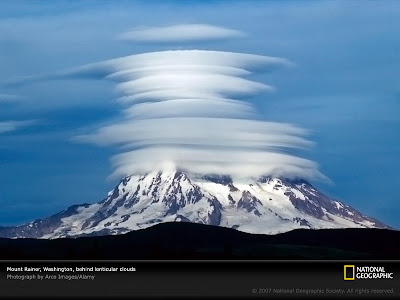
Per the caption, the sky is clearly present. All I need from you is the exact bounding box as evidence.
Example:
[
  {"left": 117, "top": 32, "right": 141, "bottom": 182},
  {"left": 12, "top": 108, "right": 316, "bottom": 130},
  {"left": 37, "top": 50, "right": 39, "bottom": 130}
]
[{"left": 0, "top": 0, "right": 399, "bottom": 229}]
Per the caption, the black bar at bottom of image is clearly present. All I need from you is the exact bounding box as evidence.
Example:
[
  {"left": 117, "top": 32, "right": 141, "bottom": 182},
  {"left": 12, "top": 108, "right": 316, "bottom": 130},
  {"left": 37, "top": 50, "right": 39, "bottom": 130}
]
[{"left": 0, "top": 260, "right": 399, "bottom": 298}]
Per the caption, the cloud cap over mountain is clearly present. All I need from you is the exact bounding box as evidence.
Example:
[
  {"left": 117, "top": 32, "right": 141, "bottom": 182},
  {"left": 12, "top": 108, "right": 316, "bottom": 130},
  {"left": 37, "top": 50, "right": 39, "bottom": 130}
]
[{"left": 71, "top": 49, "right": 324, "bottom": 182}]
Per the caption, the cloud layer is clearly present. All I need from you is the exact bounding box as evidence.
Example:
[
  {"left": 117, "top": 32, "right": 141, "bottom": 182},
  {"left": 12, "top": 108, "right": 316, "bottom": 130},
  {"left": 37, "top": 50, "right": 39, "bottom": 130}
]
[
  {"left": 118, "top": 24, "right": 245, "bottom": 42},
  {"left": 0, "top": 120, "right": 35, "bottom": 133},
  {"left": 72, "top": 49, "right": 325, "bottom": 182}
]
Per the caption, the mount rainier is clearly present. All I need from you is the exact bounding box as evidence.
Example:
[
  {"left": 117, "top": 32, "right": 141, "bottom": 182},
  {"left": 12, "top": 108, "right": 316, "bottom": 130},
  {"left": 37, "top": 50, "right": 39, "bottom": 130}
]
[{"left": 0, "top": 169, "right": 388, "bottom": 239}]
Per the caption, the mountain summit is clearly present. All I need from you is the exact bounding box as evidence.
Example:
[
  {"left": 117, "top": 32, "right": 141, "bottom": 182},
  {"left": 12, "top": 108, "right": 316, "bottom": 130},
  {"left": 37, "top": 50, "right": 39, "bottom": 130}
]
[{"left": 0, "top": 170, "right": 388, "bottom": 238}]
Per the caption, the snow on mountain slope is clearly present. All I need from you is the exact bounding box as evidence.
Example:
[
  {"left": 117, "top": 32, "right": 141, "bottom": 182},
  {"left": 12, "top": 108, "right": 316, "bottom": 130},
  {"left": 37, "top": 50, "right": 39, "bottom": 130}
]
[{"left": 0, "top": 170, "right": 389, "bottom": 239}]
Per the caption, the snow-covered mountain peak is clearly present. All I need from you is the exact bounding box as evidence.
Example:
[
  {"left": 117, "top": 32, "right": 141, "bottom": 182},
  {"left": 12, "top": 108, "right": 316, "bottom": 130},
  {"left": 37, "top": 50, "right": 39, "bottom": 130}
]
[{"left": 0, "top": 171, "right": 390, "bottom": 239}]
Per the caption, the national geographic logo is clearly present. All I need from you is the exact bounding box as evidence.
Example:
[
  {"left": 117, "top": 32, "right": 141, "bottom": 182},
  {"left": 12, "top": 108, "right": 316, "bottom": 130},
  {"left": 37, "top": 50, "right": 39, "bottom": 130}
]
[
  {"left": 344, "top": 265, "right": 355, "bottom": 280},
  {"left": 344, "top": 265, "right": 394, "bottom": 280}
]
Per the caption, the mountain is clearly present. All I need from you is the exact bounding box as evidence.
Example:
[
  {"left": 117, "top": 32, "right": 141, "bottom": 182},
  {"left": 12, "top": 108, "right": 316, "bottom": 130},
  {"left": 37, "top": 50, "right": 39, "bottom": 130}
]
[
  {"left": 0, "top": 170, "right": 389, "bottom": 239},
  {"left": 1, "top": 223, "right": 399, "bottom": 259}
]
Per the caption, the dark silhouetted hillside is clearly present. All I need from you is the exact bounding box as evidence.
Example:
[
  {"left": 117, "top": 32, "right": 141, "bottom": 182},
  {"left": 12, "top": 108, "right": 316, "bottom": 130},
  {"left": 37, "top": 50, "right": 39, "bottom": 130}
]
[{"left": 0, "top": 222, "right": 398, "bottom": 260}]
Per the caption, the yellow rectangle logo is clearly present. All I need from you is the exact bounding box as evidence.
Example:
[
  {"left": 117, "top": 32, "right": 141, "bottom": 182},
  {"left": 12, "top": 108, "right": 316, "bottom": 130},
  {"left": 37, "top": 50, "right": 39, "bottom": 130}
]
[{"left": 344, "top": 265, "right": 355, "bottom": 280}]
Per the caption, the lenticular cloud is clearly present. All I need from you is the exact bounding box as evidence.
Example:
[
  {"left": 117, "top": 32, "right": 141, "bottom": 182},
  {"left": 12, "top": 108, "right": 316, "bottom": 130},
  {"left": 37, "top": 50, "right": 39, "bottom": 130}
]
[
  {"left": 74, "top": 50, "right": 325, "bottom": 181},
  {"left": 118, "top": 24, "right": 245, "bottom": 42}
]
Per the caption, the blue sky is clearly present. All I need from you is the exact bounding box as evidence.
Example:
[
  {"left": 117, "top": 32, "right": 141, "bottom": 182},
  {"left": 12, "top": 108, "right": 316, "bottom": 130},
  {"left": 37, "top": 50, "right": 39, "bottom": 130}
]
[{"left": 0, "top": 0, "right": 399, "bottom": 228}]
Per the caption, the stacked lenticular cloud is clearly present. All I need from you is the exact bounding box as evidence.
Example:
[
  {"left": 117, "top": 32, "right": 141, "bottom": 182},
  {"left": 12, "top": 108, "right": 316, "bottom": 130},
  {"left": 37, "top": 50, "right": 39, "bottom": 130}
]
[{"left": 74, "top": 49, "right": 324, "bottom": 182}]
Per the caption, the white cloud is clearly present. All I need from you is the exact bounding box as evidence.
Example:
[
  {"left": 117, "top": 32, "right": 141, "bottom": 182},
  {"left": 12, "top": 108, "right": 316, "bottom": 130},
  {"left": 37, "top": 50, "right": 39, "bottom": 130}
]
[
  {"left": 123, "top": 99, "right": 255, "bottom": 119},
  {"left": 118, "top": 23, "right": 245, "bottom": 42},
  {"left": 71, "top": 49, "right": 324, "bottom": 182},
  {"left": 74, "top": 118, "right": 311, "bottom": 148},
  {"left": 0, "top": 120, "right": 36, "bottom": 133},
  {"left": 109, "top": 147, "right": 324, "bottom": 182},
  {"left": 4, "top": 50, "right": 292, "bottom": 87}
]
